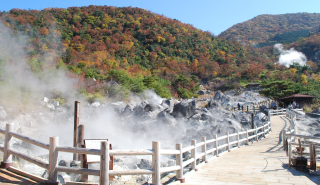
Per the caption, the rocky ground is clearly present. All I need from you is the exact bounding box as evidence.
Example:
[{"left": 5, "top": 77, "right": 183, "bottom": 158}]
[{"left": 0, "top": 88, "right": 270, "bottom": 184}]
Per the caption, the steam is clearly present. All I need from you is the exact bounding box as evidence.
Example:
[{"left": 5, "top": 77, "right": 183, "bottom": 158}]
[
  {"left": 0, "top": 21, "right": 79, "bottom": 106},
  {"left": 274, "top": 43, "right": 307, "bottom": 68}
]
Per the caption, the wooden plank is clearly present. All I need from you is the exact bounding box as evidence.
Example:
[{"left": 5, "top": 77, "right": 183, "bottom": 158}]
[
  {"left": 110, "top": 149, "right": 154, "bottom": 156},
  {"left": 181, "top": 145, "right": 195, "bottom": 153},
  {"left": 160, "top": 149, "right": 179, "bottom": 155},
  {"left": 7, "top": 166, "right": 46, "bottom": 183},
  {"left": 160, "top": 166, "right": 180, "bottom": 173},
  {"left": 9, "top": 149, "right": 49, "bottom": 169},
  {"left": 66, "top": 182, "right": 98, "bottom": 185},
  {"left": 9, "top": 132, "right": 49, "bottom": 150},
  {"left": 109, "top": 169, "right": 154, "bottom": 175},
  {"left": 57, "top": 146, "right": 100, "bottom": 156},
  {"left": 56, "top": 166, "right": 100, "bottom": 176}
]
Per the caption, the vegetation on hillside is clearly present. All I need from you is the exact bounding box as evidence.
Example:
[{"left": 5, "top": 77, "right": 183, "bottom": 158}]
[
  {"left": 219, "top": 13, "right": 320, "bottom": 47},
  {"left": 0, "top": 6, "right": 274, "bottom": 100}
]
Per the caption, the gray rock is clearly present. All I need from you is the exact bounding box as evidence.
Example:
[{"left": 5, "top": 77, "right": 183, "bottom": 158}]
[
  {"left": 111, "top": 101, "right": 126, "bottom": 113},
  {"left": 138, "top": 159, "right": 152, "bottom": 169},
  {"left": 161, "top": 98, "right": 174, "bottom": 113},
  {"left": 214, "top": 91, "right": 224, "bottom": 100},
  {"left": 144, "top": 103, "right": 158, "bottom": 112},
  {"left": 207, "top": 99, "right": 220, "bottom": 109},
  {"left": 172, "top": 99, "right": 197, "bottom": 118},
  {"left": 58, "top": 160, "right": 69, "bottom": 167},
  {"left": 91, "top": 102, "right": 101, "bottom": 107},
  {"left": 197, "top": 90, "right": 205, "bottom": 95}
]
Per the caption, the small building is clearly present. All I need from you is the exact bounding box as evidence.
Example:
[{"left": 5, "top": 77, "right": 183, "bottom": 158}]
[
  {"left": 279, "top": 94, "right": 315, "bottom": 108},
  {"left": 246, "top": 83, "right": 260, "bottom": 88}
]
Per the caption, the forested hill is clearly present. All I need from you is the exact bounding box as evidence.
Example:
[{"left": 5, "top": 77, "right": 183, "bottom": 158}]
[
  {"left": 0, "top": 6, "right": 272, "bottom": 99},
  {"left": 218, "top": 13, "right": 320, "bottom": 48}
]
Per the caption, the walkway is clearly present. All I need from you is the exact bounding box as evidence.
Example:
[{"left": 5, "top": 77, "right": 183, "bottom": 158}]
[
  {"left": 0, "top": 168, "right": 43, "bottom": 185},
  {"left": 172, "top": 116, "right": 319, "bottom": 185}
]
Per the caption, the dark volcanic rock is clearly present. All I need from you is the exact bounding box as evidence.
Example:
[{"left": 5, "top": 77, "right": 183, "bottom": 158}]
[{"left": 172, "top": 99, "right": 196, "bottom": 118}]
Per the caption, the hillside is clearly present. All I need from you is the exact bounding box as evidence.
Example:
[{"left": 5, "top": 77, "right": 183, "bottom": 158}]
[
  {"left": 0, "top": 6, "right": 271, "bottom": 100},
  {"left": 218, "top": 13, "right": 320, "bottom": 48}
]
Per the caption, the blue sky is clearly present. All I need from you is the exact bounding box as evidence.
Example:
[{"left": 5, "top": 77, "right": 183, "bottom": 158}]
[{"left": 2, "top": 0, "right": 320, "bottom": 35}]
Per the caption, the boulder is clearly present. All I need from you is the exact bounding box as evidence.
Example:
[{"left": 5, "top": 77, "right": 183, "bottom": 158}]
[
  {"left": 91, "top": 102, "right": 101, "bottom": 107},
  {"left": 206, "top": 99, "right": 220, "bottom": 109},
  {"left": 172, "top": 99, "right": 196, "bottom": 118},
  {"left": 46, "top": 103, "right": 55, "bottom": 110},
  {"left": 161, "top": 98, "right": 174, "bottom": 113},
  {"left": 111, "top": 101, "right": 126, "bottom": 114},
  {"left": 138, "top": 159, "right": 152, "bottom": 169},
  {"left": 157, "top": 109, "right": 175, "bottom": 125},
  {"left": 42, "top": 97, "right": 49, "bottom": 103},
  {"left": 214, "top": 91, "right": 224, "bottom": 100},
  {"left": 133, "top": 101, "right": 148, "bottom": 114},
  {"left": 197, "top": 90, "right": 205, "bottom": 95},
  {"left": 144, "top": 103, "right": 158, "bottom": 112},
  {"left": 312, "top": 108, "right": 320, "bottom": 114}
]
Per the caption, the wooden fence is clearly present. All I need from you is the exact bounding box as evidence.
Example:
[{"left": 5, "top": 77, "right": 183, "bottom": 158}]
[
  {"left": 283, "top": 109, "right": 319, "bottom": 170},
  {"left": 0, "top": 109, "right": 283, "bottom": 185}
]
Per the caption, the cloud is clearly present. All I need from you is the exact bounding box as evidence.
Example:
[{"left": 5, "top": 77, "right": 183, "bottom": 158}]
[{"left": 274, "top": 43, "right": 307, "bottom": 68}]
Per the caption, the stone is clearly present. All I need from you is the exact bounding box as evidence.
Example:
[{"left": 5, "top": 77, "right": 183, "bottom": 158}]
[
  {"left": 42, "top": 97, "right": 49, "bottom": 103},
  {"left": 161, "top": 98, "right": 174, "bottom": 113},
  {"left": 197, "top": 90, "right": 205, "bottom": 95},
  {"left": 214, "top": 91, "right": 224, "bottom": 100},
  {"left": 91, "top": 102, "right": 101, "bottom": 107},
  {"left": 138, "top": 159, "right": 152, "bottom": 169},
  {"left": 172, "top": 99, "right": 197, "bottom": 118}
]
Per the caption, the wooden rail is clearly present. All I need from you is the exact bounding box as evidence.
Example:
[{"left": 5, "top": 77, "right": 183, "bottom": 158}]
[
  {"left": 0, "top": 108, "right": 282, "bottom": 185},
  {"left": 284, "top": 109, "right": 318, "bottom": 170}
]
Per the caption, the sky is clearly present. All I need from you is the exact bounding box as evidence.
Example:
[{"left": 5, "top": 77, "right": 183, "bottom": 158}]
[{"left": 2, "top": 0, "right": 320, "bottom": 35}]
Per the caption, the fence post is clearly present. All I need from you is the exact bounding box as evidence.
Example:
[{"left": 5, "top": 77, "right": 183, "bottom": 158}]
[
  {"left": 237, "top": 130, "right": 240, "bottom": 148},
  {"left": 201, "top": 137, "right": 208, "bottom": 163},
  {"left": 251, "top": 113, "right": 254, "bottom": 129},
  {"left": 255, "top": 126, "right": 258, "bottom": 141},
  {"left": 246, "top": 129, "right": 249, "bottom": 145},
  {"left": 152, "top": 141, "right": 161, "bottom": 185},
  {"left": 288, "top": 142, "right": 292, "bottom": 168},
  {"left": 225, "top": 132, "right": 230, "bottom": 152},
  {"left": 214, "top": 135, "right": 219, "bottom": 157},
  {"left": 309, "top": 142, "right": 315, "bottom": 170},
  {"left": 175, "top": 143, "right": 184, "bottom": 183},
  {"left": 74, "top": 101, "right": 80, "bottom": 161},
  {"left": 47, "top": 137, "right": 59, "bottom": 185},
  {"left": 100, "top": 141, "right": 109, "bottom": 185},
  {"left": 1, "top": 124, "right": 13, "bottom": 168},
  {"left": 263, "top": 123, "right": 265, "bottom": 138},
  {"left": 282, "top": 131, "right": 286, "bottom": 150},
  {"left": 191, "top": 140, "right": 197, "bottom": 171}
]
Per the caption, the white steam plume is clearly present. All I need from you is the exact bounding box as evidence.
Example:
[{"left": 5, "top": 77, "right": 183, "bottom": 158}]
[
  {"left": 274, "top": 43, "right": 307, "bottom": 68},
  {"left": 0, "top": 21, "right": 79, "bottom": 105}
]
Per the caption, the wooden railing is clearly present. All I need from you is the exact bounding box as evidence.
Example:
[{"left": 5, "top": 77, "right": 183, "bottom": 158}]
[
  {"left": 0, "top": 109, "right": 285, "bottom": 185},
  {"left": 284, "top": 109, "right": 318, "bottom": 170}
]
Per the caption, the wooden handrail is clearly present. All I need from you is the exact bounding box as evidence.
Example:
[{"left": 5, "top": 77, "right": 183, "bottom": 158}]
[
  {"left": 0, "top": 104, "right": 276, "bottom": 185},
  {"left": 9, "top": 132, "right": 49, "bottom": 150}
]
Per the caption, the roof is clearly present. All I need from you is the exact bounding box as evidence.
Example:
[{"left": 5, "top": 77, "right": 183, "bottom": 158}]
[
  {"left": 279, "top": 94, "right": 315, "bottom": 100},
  {"left": 246, "top": 83, "right": 260, "bottom": 87}
]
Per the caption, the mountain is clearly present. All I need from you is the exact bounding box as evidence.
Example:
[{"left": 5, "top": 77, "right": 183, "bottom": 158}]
[
  {"left": 0, "top": 6, "right": 270, "bottom": 99},
  {"left": 218, "top": 13, "right": 320, "bottom": 48}
]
